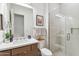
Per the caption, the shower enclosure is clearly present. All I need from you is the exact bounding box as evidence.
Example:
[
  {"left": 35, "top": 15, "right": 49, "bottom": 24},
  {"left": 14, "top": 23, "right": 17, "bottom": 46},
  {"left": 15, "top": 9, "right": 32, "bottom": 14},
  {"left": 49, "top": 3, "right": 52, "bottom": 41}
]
[{"left": 49, "top": 3, "right": 79, "bottom": 56}]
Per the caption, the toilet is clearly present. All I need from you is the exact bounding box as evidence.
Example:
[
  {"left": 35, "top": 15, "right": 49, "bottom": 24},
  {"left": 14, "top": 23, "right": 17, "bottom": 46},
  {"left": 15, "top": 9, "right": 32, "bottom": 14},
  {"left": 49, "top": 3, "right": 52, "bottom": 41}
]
[
  {"left": 38, "top": 40, "right": 53, "bottom": 56},
  {"left": 40, "top": 48, "right": 52, "bottom": 56}
]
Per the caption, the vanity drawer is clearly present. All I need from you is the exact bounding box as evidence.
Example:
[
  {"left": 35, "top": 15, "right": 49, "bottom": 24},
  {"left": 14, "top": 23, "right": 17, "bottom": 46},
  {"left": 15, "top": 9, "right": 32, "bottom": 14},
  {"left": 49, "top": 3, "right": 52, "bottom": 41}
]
[
  {"left": 28, "top": 44, "right": 39, "bottom": 56},
  {"left": 25, "top": 45, "right": 31, "bottom": 51},
  {"left": 12, "top": 46, "right": 26, "bottom": 56},
  {"left": 11, "top": 46, "right": 31, "bottom": 56},
  {"left": 0, "top": 50, "right": 11, "bottom": 56},
  {"left": 31, "top": 43, "right": 38, "bottom": 51}
]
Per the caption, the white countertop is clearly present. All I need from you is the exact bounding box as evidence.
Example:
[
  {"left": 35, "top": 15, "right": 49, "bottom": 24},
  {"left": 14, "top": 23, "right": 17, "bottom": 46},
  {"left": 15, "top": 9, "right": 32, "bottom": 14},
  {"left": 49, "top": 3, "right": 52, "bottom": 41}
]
[{"left": 0, "top": 38, "right": 39, "bottom": 51}]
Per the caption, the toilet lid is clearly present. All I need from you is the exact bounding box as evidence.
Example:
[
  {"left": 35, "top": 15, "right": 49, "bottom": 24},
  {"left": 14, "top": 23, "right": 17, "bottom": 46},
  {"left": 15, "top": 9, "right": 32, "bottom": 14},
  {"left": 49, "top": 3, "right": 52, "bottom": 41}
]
[{"left": 40, "top": 48, "right": 52, "bottom": 56}]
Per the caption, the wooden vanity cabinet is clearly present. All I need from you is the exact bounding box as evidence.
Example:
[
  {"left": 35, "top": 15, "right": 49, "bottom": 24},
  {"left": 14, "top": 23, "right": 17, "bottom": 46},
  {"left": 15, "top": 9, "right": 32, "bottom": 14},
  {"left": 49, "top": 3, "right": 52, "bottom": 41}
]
[
  {"left": 0, "top": 50, "right": 11, "bottom": 56},
  {"left": 26, "top": 44, "right": 38, "bottom": 56},
  {"left": 11, "top": 46, "right": 27, "bottom": 56},
  {"left": 0, "top": 43, "right": 39, "bottom": 56},
  {"left": 11, "top": 45, "right": 32, "bottom": 56},
  {"left": 11, "top": 43, "right": 39, "bottom": 56}
]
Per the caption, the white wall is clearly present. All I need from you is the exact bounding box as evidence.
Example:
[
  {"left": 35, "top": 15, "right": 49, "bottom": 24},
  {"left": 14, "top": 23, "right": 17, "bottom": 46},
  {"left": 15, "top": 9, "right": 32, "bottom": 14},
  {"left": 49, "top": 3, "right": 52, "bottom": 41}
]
[
  {"left": 0, "top": 3, "right": 10, "bottom": 42},
  {"left": 61, "top": 3, "right": 79, "bottom": 28},
  {"left": 30, "top": 3, "right": 46, "bottom": 28},
  {"left": 48, "top": 3, "right": 60, "bottom": 13},
  {"left": 30, "top": 3, "right": 49, "bottom": 48}
]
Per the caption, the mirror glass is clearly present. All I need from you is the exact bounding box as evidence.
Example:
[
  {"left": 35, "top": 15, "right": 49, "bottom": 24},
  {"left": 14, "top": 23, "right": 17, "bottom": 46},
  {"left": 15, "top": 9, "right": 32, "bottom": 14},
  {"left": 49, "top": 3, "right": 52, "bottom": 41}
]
[{"left": 14, "top": 14, "right": 24, "bottom": 37}]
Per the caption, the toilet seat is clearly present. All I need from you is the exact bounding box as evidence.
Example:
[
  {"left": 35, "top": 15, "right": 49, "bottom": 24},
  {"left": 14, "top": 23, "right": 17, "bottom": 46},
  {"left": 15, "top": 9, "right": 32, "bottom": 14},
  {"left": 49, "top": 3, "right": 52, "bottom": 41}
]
[{"left": 40, "top": 48, "right": 52, "bottom": 56}]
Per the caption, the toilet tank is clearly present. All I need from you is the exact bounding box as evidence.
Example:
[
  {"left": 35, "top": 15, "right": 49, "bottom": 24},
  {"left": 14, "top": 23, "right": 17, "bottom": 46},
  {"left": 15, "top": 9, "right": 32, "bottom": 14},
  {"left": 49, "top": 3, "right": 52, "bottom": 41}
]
[{"left": 38, "top": 40, "right": 45, "bottom": 49}]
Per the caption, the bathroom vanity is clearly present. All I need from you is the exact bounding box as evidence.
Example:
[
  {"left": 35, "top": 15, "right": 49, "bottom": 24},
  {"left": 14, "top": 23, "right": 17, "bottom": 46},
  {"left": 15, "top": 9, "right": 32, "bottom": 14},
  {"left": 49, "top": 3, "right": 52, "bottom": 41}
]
[
  {"left": 0, "top": 3, "right": 41, "bottom": 56},
  {"left": 0, "top": 39, "right": 40, "bottom": 56}
]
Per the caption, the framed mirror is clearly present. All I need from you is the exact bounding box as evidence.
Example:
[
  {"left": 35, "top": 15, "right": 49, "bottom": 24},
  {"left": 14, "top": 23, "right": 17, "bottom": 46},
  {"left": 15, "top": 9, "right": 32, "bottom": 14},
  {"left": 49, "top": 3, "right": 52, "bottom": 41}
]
[
  {"left": 0, "top": 14, "right": 3, "bottom": 30},
  {"left": 10, "top": 3, "right": 33, "bottom": 37}
]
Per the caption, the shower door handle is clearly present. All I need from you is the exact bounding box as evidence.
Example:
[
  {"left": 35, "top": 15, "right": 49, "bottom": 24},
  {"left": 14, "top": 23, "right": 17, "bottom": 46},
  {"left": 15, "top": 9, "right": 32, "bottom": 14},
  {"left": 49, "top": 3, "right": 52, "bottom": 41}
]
[{"left": 67, "top": 33, "right": 70, "bottom": 41}]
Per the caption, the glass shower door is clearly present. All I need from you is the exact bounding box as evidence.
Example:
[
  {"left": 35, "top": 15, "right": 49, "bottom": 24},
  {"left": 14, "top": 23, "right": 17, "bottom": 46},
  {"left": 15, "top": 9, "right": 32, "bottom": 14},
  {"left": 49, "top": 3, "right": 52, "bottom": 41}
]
[
  {"left": 49, "top": 12, "right": 66, "bottom": 56},
  {"left": 49, "top": 3, "right": 79, "bottom": 56},
  {"left": 64, "top": 4, "right": 79, "bottom": 56},
  {"left": 65, "top": 16, "right": 79, "bottom": 56}
]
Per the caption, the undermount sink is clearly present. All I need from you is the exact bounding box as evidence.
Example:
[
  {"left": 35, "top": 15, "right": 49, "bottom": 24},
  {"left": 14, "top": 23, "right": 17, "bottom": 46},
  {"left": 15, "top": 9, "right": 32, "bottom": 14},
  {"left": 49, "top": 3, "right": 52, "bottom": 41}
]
[
  {"left": 13, "top": 39, "right": 27, "bottom": 44},
  {"left": 12, "top": 38, "right": 36, "bottom": 44}
]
